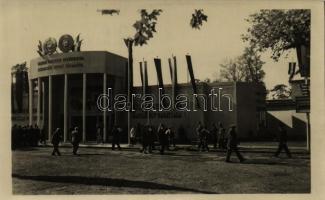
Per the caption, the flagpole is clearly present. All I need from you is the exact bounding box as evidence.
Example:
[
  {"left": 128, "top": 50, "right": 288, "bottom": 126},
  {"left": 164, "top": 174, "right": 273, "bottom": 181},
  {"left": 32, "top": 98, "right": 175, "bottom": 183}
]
[
  {"left": 143, "top": 58, "right": 150, "bottom": 125},
  {"left": 127, "top": 40, "right": 132, "bottom": 146}
]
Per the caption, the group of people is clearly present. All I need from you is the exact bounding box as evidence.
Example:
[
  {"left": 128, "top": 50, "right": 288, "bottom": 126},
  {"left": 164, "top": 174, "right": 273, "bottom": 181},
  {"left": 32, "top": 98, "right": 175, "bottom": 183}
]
[
  {"left": 51, "top": 125, "right": 125, "bottom": 156},
  {"left": 134, "top": 123, "right": 176, "bottom": 155},
  {"left": 13, "top": 121, "right": 292, "bottom": 162},
  {"left": 51, "top": 127, "right": 82, "bottom": 156},
  {"left": 195, "top": 121, "right": 245, "bottom": 162},
  {"left": 11, "top": 124, "right": 45, "bottom": 149},
  {"left": 196, "top": 121, "right": 228, "bottom": 152},
  {"left": 196, "top": 121, "right": 292, "bottom": 162}
]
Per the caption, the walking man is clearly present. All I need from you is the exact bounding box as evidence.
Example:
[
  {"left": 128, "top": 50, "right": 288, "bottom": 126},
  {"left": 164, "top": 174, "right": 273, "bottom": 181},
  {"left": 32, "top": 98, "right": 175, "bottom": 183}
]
[
  {"left": 200, "top": 126, "right": 210, "bottom": 152},
  {"left": 196, "top": 121, "right": 203, "bottom": 150},
  {"left": 211, "top": 123, "right": 218, "bottom": 149},
  {"left": 141, "top": 125, "right": 149, "bottom": 153},
  {"left": 71, "top": 127, "right": 81, "bottom": 155},
  {"left": 130, "top": 126, "right": 136, "bottom": 146},
  {"left": 218, "top": 122, "right": 226, "bottom": 149},
  {"left": 96, "top": 125, "right": 103, "bottom": 144},
  {"left": 157, "top": 123, "right": 168, "bottom": 154},
  {"left": 147, "top": 125, "right": 155, "bottom": 153},
  {"left": 51, "top": 128, "right": 62, "bottom": 156},
  {"left": 225, "top": 125, "right": 245, "bottom": 163},
  {"left": 274, "top": 123, "right": 292, "bottom": 158},
  {"left": 112, "top": 125, "right": 122, "bottom": 150},
  {"left": 168, "top": 126, "right": 176, "bottom": 148}
]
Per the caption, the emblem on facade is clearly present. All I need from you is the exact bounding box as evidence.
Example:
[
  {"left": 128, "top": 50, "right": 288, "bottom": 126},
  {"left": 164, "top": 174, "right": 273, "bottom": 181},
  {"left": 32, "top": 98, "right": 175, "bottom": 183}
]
[
  {"left": 37, "top": 34, "right": 83, "bottom": 58},
  {"left": 43, "top": 37, "right": 57, "bottom": 55},
  {"left": 58, "top": 34, "right": 74, "bottom": 53}
]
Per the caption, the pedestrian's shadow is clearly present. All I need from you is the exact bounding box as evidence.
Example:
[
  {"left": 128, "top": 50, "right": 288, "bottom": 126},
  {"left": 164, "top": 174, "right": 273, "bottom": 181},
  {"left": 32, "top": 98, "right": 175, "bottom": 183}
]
[
  {"left": 12, "top": 174, "right": 215, "bottom": 194},
  {"left": 13, "top": 147, "right": 39, "bottom": 151},
  {"left": 239, "top": 158, "right": 290, "bottom": 166},
  {"left": 75, "top": 153, "right": 105, "bottom": 156}
]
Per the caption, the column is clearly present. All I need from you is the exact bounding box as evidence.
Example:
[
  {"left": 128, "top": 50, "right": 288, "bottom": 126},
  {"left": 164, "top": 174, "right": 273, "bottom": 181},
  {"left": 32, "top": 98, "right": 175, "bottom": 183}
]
[
  {"left": 64, "top": 74, "right": 68, "bottom": 142},
  {"left": 42, "top": 81, "right": 45, "bottom": 129},
  {"left": 48, "top": 75, "right": 52, "bottom": 141},
  {"left": 37, "top": 77, "right": 41, "bottom": 127},
  {"left": 103, "top": 73, "right": 107, "bottom": 143},
  {"left": 29, "top": 79, "right": 33, "bottom": 125},
  {"left": 82, "top": 73, "right": 86, "bottom": 143}
]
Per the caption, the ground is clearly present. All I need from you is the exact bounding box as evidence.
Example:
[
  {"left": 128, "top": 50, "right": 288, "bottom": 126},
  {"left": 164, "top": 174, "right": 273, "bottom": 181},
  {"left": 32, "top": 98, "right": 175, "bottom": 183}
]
[{"left": 12, "top": 143, "right": 310, "bottom": 194}]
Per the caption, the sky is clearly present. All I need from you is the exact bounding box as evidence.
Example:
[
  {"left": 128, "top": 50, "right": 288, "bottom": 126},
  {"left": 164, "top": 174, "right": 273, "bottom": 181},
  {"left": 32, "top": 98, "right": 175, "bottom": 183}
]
[{"left": 0, "top": 0, "right": 300, "bottom": 90}]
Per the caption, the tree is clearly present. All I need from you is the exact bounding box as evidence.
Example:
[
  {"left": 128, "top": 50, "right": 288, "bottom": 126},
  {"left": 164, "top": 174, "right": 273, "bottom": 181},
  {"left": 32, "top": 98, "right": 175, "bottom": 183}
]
[
  {"left": 238, "top": 47, "right": 265, "bottom": 83},
  {"left": 219, "top": 57, "right": 246, "bottom": 82},
  {"left": 218, "top": 47, "right": 265, "bottom": 83},
  {"left": 100, "top": 9, "right": 162, "bottom": 143},
  {"left": 242, "top": 9, "right": 310, "bottom": 62},
  {"left": 270, "top": 84, "right": 291, "bottom": 99},
  {"left": 190, "top": 9, "right": 208, "bottom": 29},
  {"left": 101, "top": 9, "right": 162, "bottom": 87},
  {"left": 11, "top": 62, "right": 28, "bottom": 113}
]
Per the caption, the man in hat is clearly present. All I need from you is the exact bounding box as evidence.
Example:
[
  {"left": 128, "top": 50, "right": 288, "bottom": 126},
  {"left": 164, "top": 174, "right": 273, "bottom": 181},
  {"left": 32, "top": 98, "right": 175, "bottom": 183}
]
[
  {"left": 71, "top": 127, "right": 81, "bottom": 155},
  {"left": 51, "top": 128, "right": 62, "bottom": 156},
  {"left": 225, "top": 125, "right": 245, "bottom": 163}
]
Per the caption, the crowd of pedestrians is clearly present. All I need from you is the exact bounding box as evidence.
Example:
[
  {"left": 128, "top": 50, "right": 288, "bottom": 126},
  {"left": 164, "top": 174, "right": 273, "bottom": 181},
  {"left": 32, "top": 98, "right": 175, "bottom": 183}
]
[
  {"left": 11, "top": 124, "right": 45, "bottom": 149},
  {"left": 12, "top": 121, "right": 292, "bottom": 162}
]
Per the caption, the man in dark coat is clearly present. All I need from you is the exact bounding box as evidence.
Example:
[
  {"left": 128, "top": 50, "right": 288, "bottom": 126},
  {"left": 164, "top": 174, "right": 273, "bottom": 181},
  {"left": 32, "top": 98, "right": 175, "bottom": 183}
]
[
  {"left": 71, "top": 127, "right": 81, "bottom": 155},
  {"left": 211, "top": 123, "right": 218, "bottom": 149},
  {"left": 51, "top": 128, "right": 62, "bottom": 156},
  {"left": 196, "top": 121, "right": 203, "bottom": 150},
  {"left": 39, "top": 127, "right": 46, "bottom": 145},
  {"left": 168, "top": 126, "right": 176, "bottom": 148},
  {"left": 201, "top": 126, "right": 210, "bottom": 152},
  {"left": 112, "top": 125, "right": 122, "bottom": 150},
  {"left": 141, "top": 125, "right": 149, "bottom": 153},
  {"left": 225, "top": 125, "right": 245, "bottom": 163},
  {"left": 274, "top": 123, "right": 292, "bottom": 158},
  {"left": 218, "top": 122, "right": 226, "bottom": 149},
  {"left": 147, "top": 125, "right": 155, "bottom": 153},
  {"left": 158, "top": 123, "right": 168, "bottom": 154}
]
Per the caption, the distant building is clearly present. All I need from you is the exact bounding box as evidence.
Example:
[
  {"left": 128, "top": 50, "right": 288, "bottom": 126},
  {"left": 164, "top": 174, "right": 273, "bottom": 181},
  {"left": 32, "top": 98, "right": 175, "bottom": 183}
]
[
  {"left": 13, "top": 50, "right": 267, "bottom": 143},
  {"left": 264, "top": 78, "right": 309, "bottom": 141}
]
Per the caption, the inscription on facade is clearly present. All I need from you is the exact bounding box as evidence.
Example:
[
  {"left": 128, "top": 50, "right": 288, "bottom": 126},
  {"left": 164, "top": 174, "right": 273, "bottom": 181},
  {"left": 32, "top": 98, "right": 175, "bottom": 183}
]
[{"left": 37, "top": 56, "right": 85, "bottom": 72}]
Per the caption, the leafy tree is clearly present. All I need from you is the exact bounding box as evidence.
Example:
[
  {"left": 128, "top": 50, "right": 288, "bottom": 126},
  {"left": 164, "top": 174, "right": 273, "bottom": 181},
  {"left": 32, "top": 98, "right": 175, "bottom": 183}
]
[
  {"left": 238, "top": 47, "right": 265, "bottom": 83},
  {"left": 270, "top": 84, "right": 291, "bottom": 99},
  {"left": 101, "top": 9, "right": 162, "bottom": 139},
  {"left": 190, "top": 9, "right": 208, "bottom": 29},
  {"left": 242, "top": 9, "right": 310, "bottom": 61},
  {"left": 11, "top": 62, "right": 28, "bottom": 113},
  {"left": 218, "top": 47, "right": 265, "bottom": 83},
  {"left": 101, "top": 9, "right": 162, "bottom": 88},
  {"left": 219, "top": 57, "right": 246, "bottom": 82},
  {"left": 125, "top": 9, "right": 162, "bottom": 88}
]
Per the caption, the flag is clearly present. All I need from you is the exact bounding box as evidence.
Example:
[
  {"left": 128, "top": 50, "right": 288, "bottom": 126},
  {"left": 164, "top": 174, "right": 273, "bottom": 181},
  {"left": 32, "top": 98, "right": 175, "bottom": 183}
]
[
  {"left": 168, "top": 58, "right": 173, "bottom": 83},
  {"left": 143, "top": 61, "right": 148, "bottom": 95},
  {"left": 139, "top": 62, "right": 144, "bottom": 88},
  {"left": 173, "top": 56, "right": 178, "bottom": 85},
  {"left": 154, "top": 58, "right": 164, "bottom": 93},
  {"left": 296, "top": 45, "right": 310, "bottom": 77},
  {"left": 186, "top": 55, "right": 200, "bottom": 108},
  {"left": 185, "top": 55, "right": 198, "bottom": 94}
]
